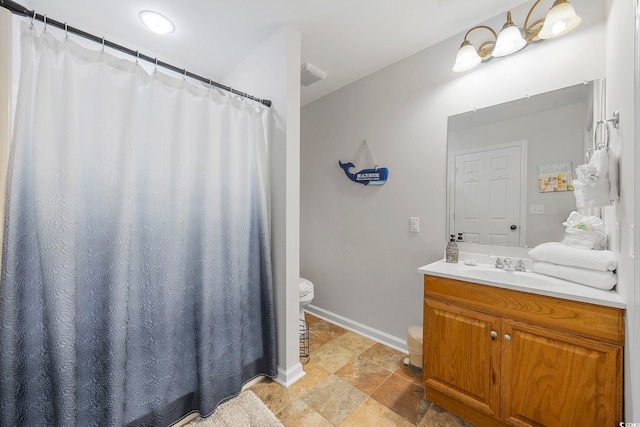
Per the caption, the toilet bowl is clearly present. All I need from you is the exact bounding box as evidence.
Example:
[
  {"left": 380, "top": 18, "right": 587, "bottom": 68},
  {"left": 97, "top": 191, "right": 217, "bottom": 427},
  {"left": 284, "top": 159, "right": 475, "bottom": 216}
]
[{"left": 299, "top": 278, "right": 314, "bottom": 320}]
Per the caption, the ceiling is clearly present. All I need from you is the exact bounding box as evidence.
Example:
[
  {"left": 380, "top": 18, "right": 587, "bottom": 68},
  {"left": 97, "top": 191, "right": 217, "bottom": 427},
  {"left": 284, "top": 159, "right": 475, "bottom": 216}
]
[{"left": 22, "top": 0, "right": 530, "bottom": 105}]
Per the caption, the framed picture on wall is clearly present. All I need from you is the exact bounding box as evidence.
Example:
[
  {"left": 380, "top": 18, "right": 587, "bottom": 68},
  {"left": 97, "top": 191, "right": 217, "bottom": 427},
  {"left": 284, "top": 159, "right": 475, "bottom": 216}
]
[{"left": 538, "top": 161, "right": 573, "bottom": 192}]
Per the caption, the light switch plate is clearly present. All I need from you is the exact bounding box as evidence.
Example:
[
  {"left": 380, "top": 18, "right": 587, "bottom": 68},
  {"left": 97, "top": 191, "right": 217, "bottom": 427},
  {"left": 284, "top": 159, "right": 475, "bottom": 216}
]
[
  {"left": 530, "top": 205, "right": 544, "bottom": 215},
  {"left": 410, "top": 217, "right": 419, "bottom": 233}
]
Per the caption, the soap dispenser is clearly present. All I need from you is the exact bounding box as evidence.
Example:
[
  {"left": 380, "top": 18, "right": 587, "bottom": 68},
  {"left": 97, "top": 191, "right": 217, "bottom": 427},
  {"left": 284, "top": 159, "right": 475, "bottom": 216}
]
[{"left": 446, "top": 234, "right": 459, "bottom": 263}]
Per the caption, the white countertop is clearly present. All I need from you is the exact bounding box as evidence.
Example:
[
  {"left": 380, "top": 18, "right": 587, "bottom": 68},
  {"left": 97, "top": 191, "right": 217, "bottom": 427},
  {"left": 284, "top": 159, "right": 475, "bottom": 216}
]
[{"left": 418, "top": 259, "right": 626, "bottom": 309}]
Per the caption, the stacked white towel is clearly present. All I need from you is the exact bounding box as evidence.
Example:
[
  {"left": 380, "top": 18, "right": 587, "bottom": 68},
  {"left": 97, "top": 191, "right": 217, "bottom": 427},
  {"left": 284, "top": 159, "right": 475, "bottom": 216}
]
[
  {"left": 571, "top": 148, "right": 619, "bottom": 209},
  {"left": 528, "top": 242, "right": 617, "bottom": 290},
  {"left": 531, "top": 262, "right": 617, "bottom": 290},
  {"left": 528, "top": 242, "right": 617, "bottom": 271}
]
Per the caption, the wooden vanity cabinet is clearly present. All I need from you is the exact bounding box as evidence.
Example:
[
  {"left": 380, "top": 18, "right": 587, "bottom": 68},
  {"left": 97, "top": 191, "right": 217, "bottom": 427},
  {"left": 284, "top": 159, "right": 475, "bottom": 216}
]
[{"left": 423, "top": 275, "right": 624, "bottom": 427}]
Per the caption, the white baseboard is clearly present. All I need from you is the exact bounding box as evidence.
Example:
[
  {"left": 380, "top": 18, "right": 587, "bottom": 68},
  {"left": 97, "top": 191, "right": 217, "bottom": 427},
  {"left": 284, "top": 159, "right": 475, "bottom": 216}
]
[
  {"left": 305, "top": 305, "right": 408, "bottom": 353},
  {"left": 274, "top": 362, "right": 306, "bottom": 387}
]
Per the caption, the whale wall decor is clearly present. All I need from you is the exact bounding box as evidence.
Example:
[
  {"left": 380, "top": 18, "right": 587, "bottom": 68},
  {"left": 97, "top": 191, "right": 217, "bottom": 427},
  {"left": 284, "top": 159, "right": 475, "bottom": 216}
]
[{"left": 338, "top": 161, "right": 388, "bottom": 186}]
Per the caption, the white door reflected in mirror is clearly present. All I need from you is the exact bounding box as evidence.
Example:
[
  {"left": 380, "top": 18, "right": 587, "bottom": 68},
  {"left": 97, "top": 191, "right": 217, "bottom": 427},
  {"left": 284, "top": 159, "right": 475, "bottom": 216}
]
[{"left": 452, "top": 142, "right": 525, "bottom": 246}]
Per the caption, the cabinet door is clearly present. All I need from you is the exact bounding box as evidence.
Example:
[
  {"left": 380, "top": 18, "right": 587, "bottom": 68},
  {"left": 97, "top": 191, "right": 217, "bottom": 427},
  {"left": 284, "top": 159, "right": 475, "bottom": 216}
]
[
  {"left": 501, "top": 320, "right": 622, "bottom": 427},
  {"left": 423, "top": 299, "right": 501, "bottom": 417}
]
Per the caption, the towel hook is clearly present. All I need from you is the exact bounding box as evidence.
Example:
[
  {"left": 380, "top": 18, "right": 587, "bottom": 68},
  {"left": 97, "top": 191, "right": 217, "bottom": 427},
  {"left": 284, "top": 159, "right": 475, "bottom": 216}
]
[{"left": 608, "top": 110, "right": 620, "bottom": 129}]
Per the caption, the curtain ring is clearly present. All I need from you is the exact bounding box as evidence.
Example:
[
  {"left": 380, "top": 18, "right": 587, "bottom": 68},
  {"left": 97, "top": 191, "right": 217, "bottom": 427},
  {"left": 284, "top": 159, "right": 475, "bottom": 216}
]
[
  {"left": 101, "top": 37, "right": 105, "bottom": 53},
  {"left": 64, "top": 23, "right": 69, "bottom": 39},
  {"left": 30, "top": 10, "right": 36, "bottom": 29},
  {"left": 154, "top": 58, "right": 158, "bottom": 73},
  {"left": 43, "top": 14, "right": 47, "bottom": 33},
  {"left": 135, "top": 51, "right": 140, "bottom": 65},
  {"left": 183, "top": 69, "right": 187, "bottom": 81}
]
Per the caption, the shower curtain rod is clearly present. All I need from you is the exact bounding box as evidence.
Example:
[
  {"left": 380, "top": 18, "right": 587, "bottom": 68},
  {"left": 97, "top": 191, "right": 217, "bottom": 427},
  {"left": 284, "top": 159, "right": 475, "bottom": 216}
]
[{"left": 0, "top": 0, "right": 272, "bottom": 107}]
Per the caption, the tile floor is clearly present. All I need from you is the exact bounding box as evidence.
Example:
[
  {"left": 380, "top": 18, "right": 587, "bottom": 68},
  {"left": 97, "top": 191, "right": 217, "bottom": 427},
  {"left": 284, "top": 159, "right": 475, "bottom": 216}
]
[{"left": 249, "top": 314, "right": 475, "bottom": 427}]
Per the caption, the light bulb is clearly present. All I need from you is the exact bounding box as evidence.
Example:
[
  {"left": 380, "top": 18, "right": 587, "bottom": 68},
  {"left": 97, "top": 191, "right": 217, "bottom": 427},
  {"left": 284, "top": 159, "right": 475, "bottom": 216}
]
[
  {"left": 493, "top": 25, "right": 527, "bottom": 57},
  {"left": 492, "top": 12, "right": 527, "bottom": 58},
  {"left": 538, "top": 0, "right": 582, "bottom": 39},
  {"left": 452, "top": 41, "right": 482, "bottom": 72}
]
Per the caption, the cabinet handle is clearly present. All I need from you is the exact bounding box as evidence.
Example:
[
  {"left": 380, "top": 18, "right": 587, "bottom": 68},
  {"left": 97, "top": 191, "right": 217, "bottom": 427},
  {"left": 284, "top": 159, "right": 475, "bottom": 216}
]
[
  {"left": 504, "top": 334, "right": 511, "bottom": 341},
  {"left": 490, "top": 330, "right": 498, "bottom": 339}
]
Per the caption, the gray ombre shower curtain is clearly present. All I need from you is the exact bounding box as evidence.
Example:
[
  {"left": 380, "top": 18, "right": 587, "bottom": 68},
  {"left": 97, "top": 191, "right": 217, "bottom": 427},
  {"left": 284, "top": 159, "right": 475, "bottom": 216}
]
[{"left": 0, "top": 23, "right": 276, "bottom": 426}]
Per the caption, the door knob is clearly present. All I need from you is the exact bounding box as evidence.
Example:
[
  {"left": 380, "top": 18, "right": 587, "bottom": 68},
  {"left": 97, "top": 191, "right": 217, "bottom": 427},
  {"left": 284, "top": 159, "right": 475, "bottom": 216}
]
[
  {"left": 504, "top": 334, "right": 512, "bottom": 341},
  {"left": 510, "top": 225, "right": 517, "bottom": 230},
  {"left": 490, "top": 330, "right": 498, "bottom": 339}
]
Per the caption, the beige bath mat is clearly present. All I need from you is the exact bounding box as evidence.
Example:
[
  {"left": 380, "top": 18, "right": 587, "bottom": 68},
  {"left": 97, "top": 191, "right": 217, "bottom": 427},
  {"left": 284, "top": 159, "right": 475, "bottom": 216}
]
[{"left": 186, "top": 391, "right": 283, "bottom": 427}]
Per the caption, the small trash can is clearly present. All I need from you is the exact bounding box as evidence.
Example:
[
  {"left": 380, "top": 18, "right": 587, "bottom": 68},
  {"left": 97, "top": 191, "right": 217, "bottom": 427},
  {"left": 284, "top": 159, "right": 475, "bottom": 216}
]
[{"left": 407, "top": 326, "right": 423, "bottom": 369}]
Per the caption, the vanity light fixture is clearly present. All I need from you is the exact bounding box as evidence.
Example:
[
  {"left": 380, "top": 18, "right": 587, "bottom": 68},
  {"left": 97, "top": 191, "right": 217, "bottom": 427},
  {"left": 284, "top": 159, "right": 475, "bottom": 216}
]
[
  {"left": 452, "top": 26, "right": 496, "bottom": 72},
  {"left": 452, "top": 0, "right": 582, "bottom": 72},
  {"left": 139, "top": 10, "right": 175, "bottom": 35},
  {"left": 538, "top": 0, "right": 582, "bottom": 39},
  {"left": 492, "top": 12, "right": 527, "bottom": 58}
]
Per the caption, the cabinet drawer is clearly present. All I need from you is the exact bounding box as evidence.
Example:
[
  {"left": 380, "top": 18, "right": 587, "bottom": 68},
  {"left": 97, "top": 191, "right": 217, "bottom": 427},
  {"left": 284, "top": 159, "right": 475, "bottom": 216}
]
[{"left": 424, "top": 275, "right": 624, "bottom": 345}]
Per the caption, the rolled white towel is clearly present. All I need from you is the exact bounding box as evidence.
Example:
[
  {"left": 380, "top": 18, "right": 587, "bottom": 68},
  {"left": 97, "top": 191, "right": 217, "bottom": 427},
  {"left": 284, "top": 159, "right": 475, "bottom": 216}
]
[
  {"left": 572, "top": 179, "right": 612, "bottom": 209},
  {"left": 532, "top": 261, "right": 617, "bottom": 290},
  {"left": 529, "top": 242, "right": 617, "bottom": 272},
  {"left": 299, "top": 278, "right": 314, "bottom": 298},
  {"left": 572, "top": 149, "right": 616, "bottom": 209}
]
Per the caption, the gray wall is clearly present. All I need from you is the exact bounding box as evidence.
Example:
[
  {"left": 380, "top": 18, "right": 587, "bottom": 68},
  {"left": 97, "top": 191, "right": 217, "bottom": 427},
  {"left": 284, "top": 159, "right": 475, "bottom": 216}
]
[{"left": 300, "top": 1, "right": 607, "bottom": 344}]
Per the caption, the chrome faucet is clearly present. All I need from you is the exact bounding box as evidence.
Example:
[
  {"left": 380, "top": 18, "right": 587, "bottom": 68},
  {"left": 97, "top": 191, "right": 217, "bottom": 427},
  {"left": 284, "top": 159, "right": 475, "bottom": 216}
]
[
  {"left": 515, "top": 259, "right": 527, "bottom": 272},
  {"left": 503, "top": 258, "right": 515, "bottom": 271},
  {"left": 495, "top": 258, "right": 503, "bottom": 269}
]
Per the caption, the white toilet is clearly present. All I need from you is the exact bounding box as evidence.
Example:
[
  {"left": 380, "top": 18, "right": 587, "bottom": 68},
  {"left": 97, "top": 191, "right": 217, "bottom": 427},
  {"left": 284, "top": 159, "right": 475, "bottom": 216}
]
[{"left": 299, "top": 278, "right": 314, "bottom": 320}]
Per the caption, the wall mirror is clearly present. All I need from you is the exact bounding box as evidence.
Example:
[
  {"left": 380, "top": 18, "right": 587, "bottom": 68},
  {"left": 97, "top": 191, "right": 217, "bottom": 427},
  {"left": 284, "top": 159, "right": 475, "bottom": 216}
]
[{"left": 447, "top": 79, "right": 603, "bottom": 248}]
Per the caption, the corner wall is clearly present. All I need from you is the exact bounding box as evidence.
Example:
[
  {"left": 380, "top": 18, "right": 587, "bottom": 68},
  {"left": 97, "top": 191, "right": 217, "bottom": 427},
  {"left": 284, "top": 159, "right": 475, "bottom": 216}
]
[
  {"left": 301, "top": 2, "right": 606, "bottom": 346},
  {"left": 225, "top": 24, "right": 303, "bottom": 386},
  {"left": 605, "top": 0, "right": 638, "bottom": 420}
]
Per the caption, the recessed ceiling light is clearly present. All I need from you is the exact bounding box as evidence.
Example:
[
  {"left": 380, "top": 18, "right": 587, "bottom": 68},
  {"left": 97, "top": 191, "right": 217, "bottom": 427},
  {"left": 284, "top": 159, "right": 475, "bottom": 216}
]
[{"left": 139, "top": 10, "right": 175, "bottom": 35}]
